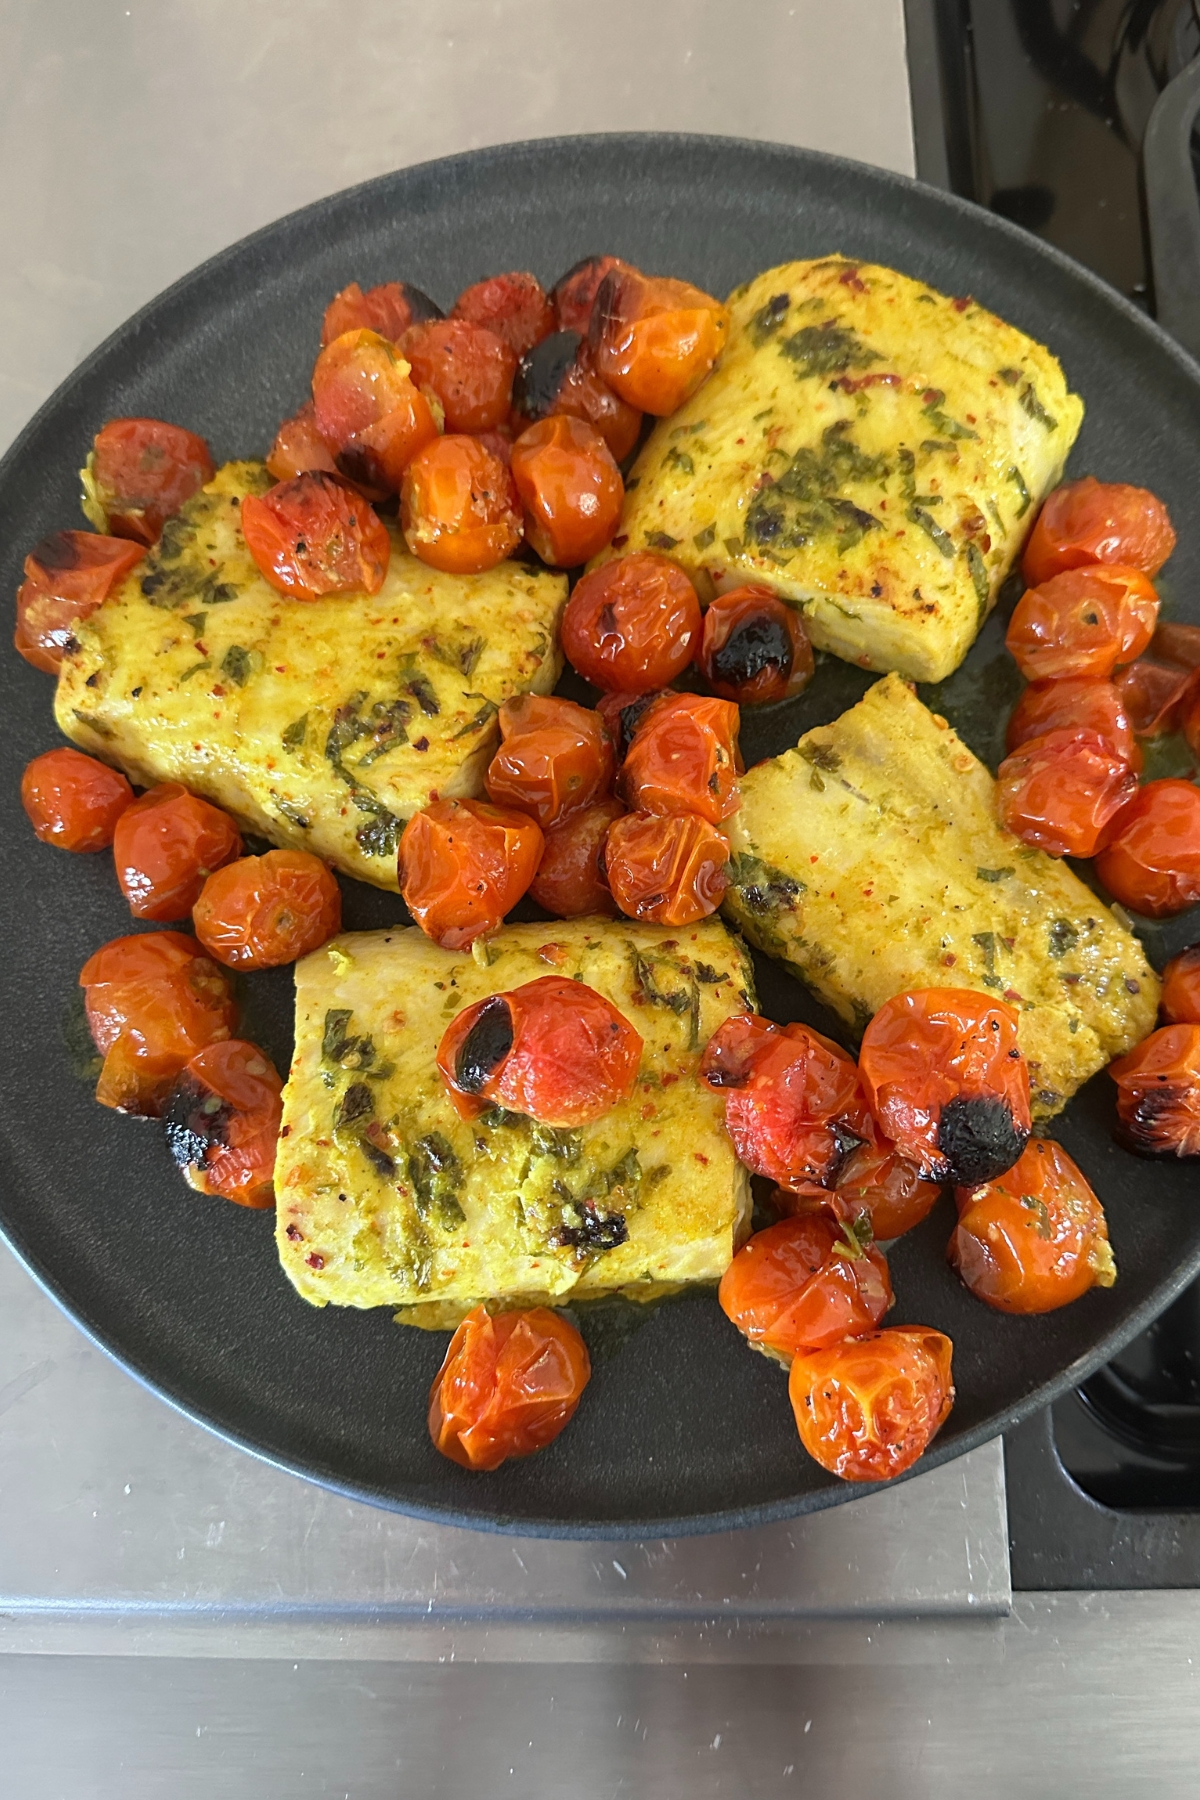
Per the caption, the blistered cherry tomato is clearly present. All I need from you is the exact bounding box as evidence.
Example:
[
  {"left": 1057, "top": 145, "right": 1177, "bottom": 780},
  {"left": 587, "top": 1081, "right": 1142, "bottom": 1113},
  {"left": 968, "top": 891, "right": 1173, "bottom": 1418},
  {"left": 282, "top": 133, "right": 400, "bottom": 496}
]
[
  {"left": 429, "top": 1304, "right": 591, "bottom": 1470},
  {"left": 401, "top": 318, "right": 517, "bottom": 433},
  {"left": 1006, "top": 676, "right": 1141, "bottom": 770},
  {"left": 949, "top": 1136, "right": 1115, "bottom": 1313},
  {"left": 21, "top": 747, "right": 133, "bottom": 851},
  {"left": 698, "top": 587, "right": 813, "bottom": 706},
  {"left": 1005, "top": 566, "right": 1159, "bottom": 681},
  {"left": 401, "top": 435, "right": 522, "bottom": 574},
  {"left": 81, "top": 931, "right": 237, "bottom": 1116},
  {"left": 590, "top": 268, "right": 730, "bottom": 414},
  {"left": 164, "top": 1039, "right": 282, "bottom": 1208},
  {"left": 994, "top": 727, "right": 1139, "bottom": 858},
  {"left": 595, "top": 688, "right": 674, "bottom": 760},
  {"left": 311, "top": 328, "right": 439, "bottom": 490},
  {"left": 472, "top": 425, "right": 513, "bottom": 465},
  {"left": 320, "top": 279, "right": 442, "bottom": 347},
  {"left": 1109, "top": 1024, "right": 1200, "bottom": 1157},
  {"left": 82, "top": 419, "right": 214, "bottom": 545},
  {"left": 777, "top": 1139, "right": 942, "bottom": 1243},
  {"left": 192, "top": 849, "right": 341, "bottom": 968},
  {"left": 485, "top": 695, "right": 614, "bottom": 829},
  {"left": 859, "top": 989, "right": 1031, "bottom": 1186},
  {"left": 561, "top": 553, "right": 701, "bottom": 692},
  {"left": 620, "top": 692, "right": 740, "bottom": 824},
  {"left": 719, "top": 1215, "right": 892, "bottom": 1361},
  {"left": 451, "top": 271, "right": 555, "bottom": 357},
  {"left": 789, "top": 1326, "right": 954, "bottom": 1482},
  {"left": 113, "top": 783, "right": 242, "bottom": 920},
  {"left": 1094, "top": 779, "right": 1200, "bottom": 917},
  {"left": 529, "top": 796, "right": 624, "bottom": 917},
  {"left": 510, "top": 415, "right": 623, "bottom": 566},
  {"left": 604, "top": 810, "right": 729, "bottom": 925},
  {"left": 1162, "top": 947, "right": 1200, "bottom": 1025},
  {"left": 1152, "top": 622, "right": 1200, "bottom": 668},
  {"left": 14, "top": 530, "right": 144, "bottom": 673},
  {"left": 265, "top": 400, "right": 339, "bottom": 483},
  {"left": 552, "top": 255, "right": 631, "bottom": 334},
  {"left": 1023, "top": 476, "right": 1176, "bottom": 587},
  {"left": 242, "top": 471, "right": 390, "bottom": 598},
  {"left": 399, "top": 797, "right": 542, "bottom": 948},
  {"left": 1115, "top": 657, "right": 1200, "bottom": 738},
  {"left": 512, "top": 331, "right": 642, "bottom": 463}
]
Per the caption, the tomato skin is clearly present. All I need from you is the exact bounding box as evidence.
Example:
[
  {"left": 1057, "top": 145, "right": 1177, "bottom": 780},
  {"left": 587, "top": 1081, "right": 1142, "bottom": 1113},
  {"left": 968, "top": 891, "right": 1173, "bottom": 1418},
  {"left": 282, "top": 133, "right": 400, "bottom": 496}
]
[
  {"left": 512, "top": 331, "right": 642, "bottom": 463},
  {"left": 620, "top": 693, "right": 741, "bottom": 825},
  {"left": 1094, "top": 779, "right": 1200, "bottom": 917},
  {"left": 789, "top": 1326, "right": 954, "bottom": 1482},
  {"left": 590, "top": 270, "right": 730, "bottom": 414},
  {"left": 1115, "top": 657, "right": 1200, "bottom": 738},
  {"left": 83, "top": 418, "right": 215, "bottom": 547},
  {"left": 401, "top": 435, "right": 522, "bottom": 574},
  {"left": 21, "top": 747, "right": 133, "bottom": 851},
  {"left": 14, "top": 530, "right": 145, "bottom": 673},
  {"left": 311, "top": 330, "right": 439, "bottom": 492},
  {"left": 529, "top": 796, "right": 625, "bottom": 917},
  {"left": 81, "top": 931, "right": 237, "bottom": 1117},
  {"left": 266, "top": 400, "right": 339, "bottom": 483},
  {"left": 401, "top": 319, "right": 517, "bottom": 433},
  {"left": 1151, "top": 622, "right": 1200, "bottom": 670},
  {"left": 719, "top": 1215, "right": 892, "bottom": 1360},
  {"left": 451, "top": 271, "right": 555, "bottom": 358},
  {"left": 777, "top": 1139, "right": 942, "bottom": 1243},
  {"left": 1005, "top": 566, "right": 1159, "bottom": 682},
  {"left": 113, "top": 784, "right": 242, "bottom": 921},
  {"left": 561, "top": 554, "right": 701, "bottom": 692},
  {"left": 859, "top": 989, "right": 1031, "bottom": 1185},
  {"left": 320, "top": 279, "right": 442, "bottom": 347},
  {"left": 595, "top": 688, "right": 674, "bottom": 761},
  {"left": 552, "top": 255, "right": 632, "bottom": 335},
  {"left": 428, "top": 1304, "right": 591, "bottom": 1471},
  {"left": 399, "top": 797, "right": 543, "bottom": 949},
  {"left": 164, "top": 1039, "right": 282, "bottom": 1208},
  {"left": 951, "top": 1137, "right": 1114, "bottom": 1313},
  {"left": 699, "top": 587, "right": 814, "bottom": 706},
  {"left": 241, "top": 471, "right": 390, "bottom": 598},
  {"left": 1162, "top": 947, "right": 1200, "bottom": 1026},
  {"left": 1023, "top": 476, "right": 1176, "bottom": 587},
  {"left": 192, "top": 849, "right": 341, "bottom": 968},
  {"left": 1006, "top": 676, "right": 1141, "bottom": 770},
  {"left": 994, "top": 727, "right": 1139, "bottom": 858},
  {"left": 1109, "top": 1023, "right": 1200, "bottom": 1157},
  {"left": 485, "top": 694, "right": 615, "bottom": 830},
  {"left": 604, "top": 809, "right": 729, "bottom": 925},
  {"left": 510, "top": 415, "right": 624, "bottom": 566}
]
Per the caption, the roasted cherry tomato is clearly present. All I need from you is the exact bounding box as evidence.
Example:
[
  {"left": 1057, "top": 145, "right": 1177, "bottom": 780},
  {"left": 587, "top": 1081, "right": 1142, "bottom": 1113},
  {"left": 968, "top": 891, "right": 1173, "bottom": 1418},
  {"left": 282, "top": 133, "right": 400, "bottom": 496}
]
[
  {"left": 595, "top": 688, "right": 674, "bottom": 760},
  {"left": 320, "top": 278, "right": 442, "bottom": 347},
  {"left": 113, "top": 783, "right": 242, "bottom": 921},
  {"left": 529, "top": 796, "right": 625, "bottom": 917},
  {"left": 192, "top": 849, "right": 341, "bottom": 968},
  {"left": 777, "top": 1139, "right": 942, "bottom": 1243},
  {"left": 400, "top": 434, "right": 522, "bottom": 575},
  {"left": 561, "top": 553, "right": 702, "bottom": 692},
  {"left": 81, "top": 418, "right": 214, "bottom": 546},
  {"left": 1006, "top": 676, "right": 1141, "bottom": 770},
  {"left": 511, "top": 331, "right": 642, "bottom": 463},
  {"left": 1094, "top": 779, "right": 1200, "bottom": 917},
  {"left": 589, "top": 268, "right": 730, "bottom": 414},
  {"left": 603, "top": 809, "right": 729, "bottom": 925},
  {"left": 451, "top": 271, "right": 555, "bottom": 357},
  {"left": 510, "top": 415, "right": 624, "bottom": 566},
  {"left": 719, "top": 1214, "right": 892, "bottom": 1361},
  {"left": 1152, "top": 622, "right": 1200, "bottom": 668},
  {"left": 164, "top": 1038, "right": 282, "bottom": 1208},
  {"left": 241, "top": 471, "right": 390, "bottom": 598},
  {"left": 21, "top": 747, "right": 133, "bottom": 852},
  {"left": 311, "top": 329, "right": 439, "bottom": 491},
  {"left": 1023, "top": 476, "right": 1176, "bottom": 587},
  {"left": 14, "top": 530, "right": 144, "bottom": 673},
  {"left": 620, "top": 692, "right": 741, "bottom": 824},
  {"left": 1162, "top": 947, "right": 1200, "bottom": 1026},
  {"left": 1005, "top": 566, "right": 1159, "bottom": 682},
  {"left": 1115, "top": 656, "right": 1200, "bottom": 738},
  {"left": 401, "top": 318, "right": 517, "bottom": 433},
  {"left": 399, "top": 797, "right": 543, "bottom": 948},
  {"left": 949, "top": 1136, "right": 1115, "bottom": 1314},
  {"left": 265, "top": 400, "right": 339, "bottom": 483},
  {"left": 700, "top": 1014, "right": 872, "bottom": 1190},
  {"left": 1109, "top": 1024, "right": 1200, "bottom": 1157},
  {"left": 859, "top": 989, "right": 1031, "bottom": 1186},
  {"left": 552, "top": 255, "right": 631, "bottom": 335},
  {"left": 81, "top": 931, "right": 237, "bottom": 1117},
  {"left": 485, "top": 694, "right": 615, "bottom": 829},
  {"left": 994, "top": 727, "right": 1139, "bottom": 858},
  {"left": 698, "top": 586, "right": 814, "bottom": 706},
  {"left": 428, "top": 1304, "right": 591, "bottom": 1470},
  {"left": 789, "top": 1326, "right": 954, "bottom": 1483}
]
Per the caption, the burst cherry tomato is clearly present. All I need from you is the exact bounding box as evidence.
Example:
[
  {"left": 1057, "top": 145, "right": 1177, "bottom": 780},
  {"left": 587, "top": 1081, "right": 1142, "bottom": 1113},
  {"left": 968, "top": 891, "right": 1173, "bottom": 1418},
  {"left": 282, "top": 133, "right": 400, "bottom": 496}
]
[
  {"left": 529, "top": 796, "right": 624, "bottom": 917},
  {"left": 113, "top": 783, "right": 242, "bottom": 921},
  {"left": 949, "top": 1136, "right": 1114, "bottom": 1313},
  {"left": 400, "top": 435, "right": 522, "bottom": 575},
  {"left": 1005, "top": 566, "right": 1159, "bottom": 682},
  {"left": 604, "top": 809, "right": 729, "bottom": 925},
  {"left": 401, "top": 318, "right": 517, "bottom": 433},
  {"left": 192, "top": 849, "right": 341, "bottom": 968},
  {"left": 620, "top": 693, "right": 741, "bottom": 825},
  {"left": 561, "top": 554, "right": 702, "bottom": 693},
  {"left": 241, "top": 471, "right": 390, "bottom": 598},
  {"left": 437, "top": 975, "right": 642, "bottom": 1125},
  {"left": 311, "top": 329, "right": 439, "bottom": 491},
  {"left": 859, "top": 989, "right": 1031, "bottom": 1186},
  {"left": 509, "top": 415, "right": 624, "bottom": 566},
  {"left": 164, "top": 1039, "right": 282, "bottom": 1208},
  {"left": 265, "top": 400, "right": 339, "bottom": 483},
  {"left": 485, "top": 695, "right": 615, "bottom": 829},
  {"left": 320, "top": 279, "right": 442, "bottom": 347},
  {"left": 81, "top": 931, "right": 237, "bottom": 1116},
  {"left": 719, "top": 1214, "right": 892, "bottom": 1361},
  {"left": 1109, "top": 1024, "right": 1200, "bottom": 1157},
  {"left": 399, "top": 797, "right": 542, "bottom": 949},
  {"left": 21, "top": 747, "right": 133, "bottom": 851},
  {"left": 1094, "top": 779, "right": 1200, "bottom": 917},
  {"left": 1162, "top": 947, "right": 1200, "bottom": 1025},
  {"left": 698, "top": 586, "right": 814, "bottom": 706},
  {"left": 450, "top": 271, "right": 555, "bottom": 357},
  {"left": 1006, "top": 676, "right": 1141, "bottom": 770},
  {"left": 789, "top": 1325, "right": 954, "bottom": 1482},
  {"left": 994, "top": 728, "right": 1139, "bottom": 858},
  {"left": 589, "top": 268, "right": 730, "bottom": 414},
  {"left": 1115, "top": 657, "right": 1200, "bottom": 737},
  {"left": 1023, "top": 476, "right": 1176, "bottom": 587},
  {"left": 777, "top": 1139, "right": 942, "bottom": 1243},
  {"left": 552, "top": 255, "right": 631, "bottom": 335},
  {"left": 428, "top": 1304, "right": 591, "bottom": 1470},
  {"left": 14, "top": 530, "right": 144, "bottom": 673},
  {"left": 512, "top": 331, "right": 642, "bottom": 462},
  {"left": 82, "top": 418, "right": 215, "bottom": 545}
]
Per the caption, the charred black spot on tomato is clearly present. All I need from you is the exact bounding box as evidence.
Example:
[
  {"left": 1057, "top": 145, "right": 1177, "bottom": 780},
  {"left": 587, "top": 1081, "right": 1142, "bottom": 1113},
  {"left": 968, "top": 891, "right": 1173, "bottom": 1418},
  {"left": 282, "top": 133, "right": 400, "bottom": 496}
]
[
  {"left": 455, "top": 996, "right": 514, "bottom": 1094},
  {"left": 615, "top": 692, "right": 667, "bottom": 759},
  {"left": 30, "top": 531, "right": 83, "bottom": 572},
  {"left": 1117, "top": 1088, "right": 1200, "bottom": 1159},
  {"left": 164, "top": 1073, "right": 231, "bottom": 1173},
  {"left": 513, "top": 330, "right": 582, "bottom": 422},
  {"left": 399, "top": 282, "right": 444, "bottom": 324},
  {"left": 936, "top": 1095, "right": 1029, "bottom": 1185},
  {"left": 710, "top": 610, "right": 794, "bottom": 692}
]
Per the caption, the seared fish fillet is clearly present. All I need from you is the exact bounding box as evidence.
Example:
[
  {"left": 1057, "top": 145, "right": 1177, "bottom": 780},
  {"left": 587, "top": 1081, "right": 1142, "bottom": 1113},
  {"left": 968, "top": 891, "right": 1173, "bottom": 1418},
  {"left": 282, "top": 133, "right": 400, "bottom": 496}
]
[
  {"left": 55, "top": 461, "right": 566, "bottom": 889},
  {"left": 600, "top": 257, "right": 1083, "bottom": 683},
  {"left": 722, "top": 675, "right": 1158, "bottom": 1119},
  {"left": 275, "top": 917, "right": 755, "bottom": 1325}
]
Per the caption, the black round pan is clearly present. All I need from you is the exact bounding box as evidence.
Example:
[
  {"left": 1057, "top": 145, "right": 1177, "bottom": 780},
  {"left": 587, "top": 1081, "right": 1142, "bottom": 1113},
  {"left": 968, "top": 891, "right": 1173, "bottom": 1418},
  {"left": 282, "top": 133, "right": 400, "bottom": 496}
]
[{"left": 2, "top": 135, "right": 1199, "bottom": 1538}]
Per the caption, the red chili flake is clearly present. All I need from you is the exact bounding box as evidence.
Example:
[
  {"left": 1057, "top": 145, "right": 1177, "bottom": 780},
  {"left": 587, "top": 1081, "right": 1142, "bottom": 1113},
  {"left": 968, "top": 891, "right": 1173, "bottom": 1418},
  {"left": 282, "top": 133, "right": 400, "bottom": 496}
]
[
  {"left": 1003, "top": 988, "right": 1023, "bottom": 1003},
  {"left": 661, "top": 1072, "right": 680, "bottom": 1088},
  {"left": 641, "top": 1103, "right": 657, "bottom": 1120},
  {"left": 953, "top": 295, "right": 973, "bottom": 312},
  {"left": 832, "top": 372, "right": 902, "bottom": 394},
  {"left": 306, "top": 1253, "right": 325, "bottom": 1269},
  {"left": 538, "top": 942, "right": 568, "bottom": 965},
  {"left": 693, "top": 1152, "right": 710, "bottom": 1165},
  {"left": 838, "top": 266, "right": 868, "bottom": 292},
  {"left": 611, "top": 535, "right": 629, "bottom": 548},
  {"left": 942, "top": 953, "right": 957, "bottom": 966},
  {"left": 286, "top": 1223, "right": 303, "bottom": 1241},
  {"left": 413, "top": 736, "right": 429, "bottom": 752},
  {"left": 211, "top": 684, "right": 225, "bottom": 698},
  {"left": 280, "top": 1125, "right": 291, "bottom": 1138}
]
